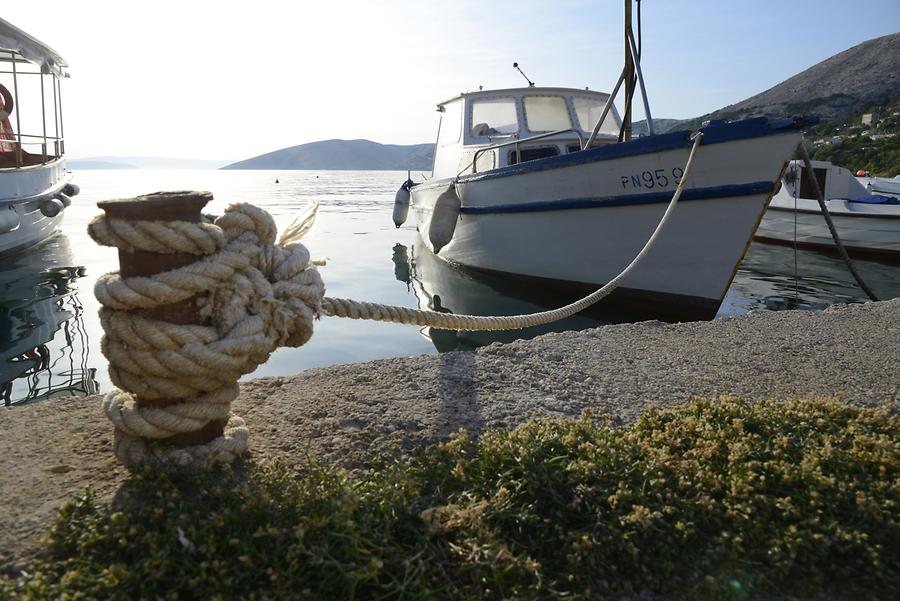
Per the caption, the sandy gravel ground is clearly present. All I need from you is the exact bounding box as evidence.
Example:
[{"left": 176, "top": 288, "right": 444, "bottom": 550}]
[{"left": 2, "top": 299, "right": 898, "bottom": 572}]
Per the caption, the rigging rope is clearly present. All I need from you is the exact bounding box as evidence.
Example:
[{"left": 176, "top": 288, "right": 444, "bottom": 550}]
[{"left": 795, "top": 144, "right": 878, "bottom": 301}]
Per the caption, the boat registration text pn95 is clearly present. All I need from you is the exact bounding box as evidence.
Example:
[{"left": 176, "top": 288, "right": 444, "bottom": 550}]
[{"left": 620, "top": 167, "right": 684, "bottom": 190}]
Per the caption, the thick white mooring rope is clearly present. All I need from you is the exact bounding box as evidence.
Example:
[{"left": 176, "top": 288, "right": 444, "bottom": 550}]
[{"left": 90, "top": 134, "right": 703, "bottom": 467}]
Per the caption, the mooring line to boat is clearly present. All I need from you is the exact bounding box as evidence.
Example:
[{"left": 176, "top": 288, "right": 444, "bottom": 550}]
[
  {"left": 791, "top": 163, "right": 800, "bottom": 302},
  {"left": 795, "top": 144, "right": 878, "bottom": 301},
  {"left": 87, "top": 134, "right": 703, "bottom": 467},
  {"left": 323, "top": 132, "right": 704, "bottom": 330}
]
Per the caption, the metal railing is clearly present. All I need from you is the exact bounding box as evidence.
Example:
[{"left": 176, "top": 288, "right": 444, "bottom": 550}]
[
  {"left": 467, "top": 127, "right": 587, "bottom": 175},
  {"left": 1, "top": 49, "right": 66, "bottom": 168},
  {"left": 2, "top": 135, "right": 66, "bottom": 165}
]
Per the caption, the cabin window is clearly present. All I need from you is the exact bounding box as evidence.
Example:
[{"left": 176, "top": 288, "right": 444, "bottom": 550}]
[
  {"left": 523, "top": 96, "right": 572, "bottom": 133},
  {"left": 471, "top": 98, "right": 518, "bottom": 137},
  {"left": 572, "top": 96, "right": 617, "bottom": 135},
  {"left": 798, "top": 167, "right": 828, "bottom": 200},
  {"left": 437, "top": 101, "right": 462, "bottom": 145},
  {"left": 507, "top": 145, "right": 559, "bottom": 165}
]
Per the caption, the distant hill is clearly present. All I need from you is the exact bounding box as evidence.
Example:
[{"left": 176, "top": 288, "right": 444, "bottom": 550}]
[
  {"left": 678, "top": 33, "right": 900, "bottom": 131},
  {"left": 223, "top": 139, "right": 434, "bottom": 171},
  {"left": 68, "top": 156, "right": 234, "bottom": 169}
]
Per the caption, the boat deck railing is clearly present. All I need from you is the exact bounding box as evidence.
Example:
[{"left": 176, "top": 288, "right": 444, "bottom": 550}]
[
  {"left": 469, "top": 128, "right": 586, "bottom": 174},
  {"left": 0, "top": 136, "right": 66, "bottom": 168},
  {"left": 0, "top": 49, "right": 67, "bottom": 168}
]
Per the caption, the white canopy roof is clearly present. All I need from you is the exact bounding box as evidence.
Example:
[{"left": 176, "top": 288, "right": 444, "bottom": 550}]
[{"left": 0, "top": 17, "right": 69, "bottom": 77}]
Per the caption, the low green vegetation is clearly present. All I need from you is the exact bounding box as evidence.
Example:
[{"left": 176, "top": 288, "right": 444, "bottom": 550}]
[
  {"left": 811, "top": 135, "right": 900, "bottom": 177},
  {"left": 808, "top": 97, "right": 900, "bottom": 176},
  {"left": 3, "top": 398, "right": 897, "bottom": 600}
]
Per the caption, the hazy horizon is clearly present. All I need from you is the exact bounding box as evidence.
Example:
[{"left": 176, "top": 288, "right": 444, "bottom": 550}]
[{"left": 4, "top": 0, "right": 898, "bottom": 161}]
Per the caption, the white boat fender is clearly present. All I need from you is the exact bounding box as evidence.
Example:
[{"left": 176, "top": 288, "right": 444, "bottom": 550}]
[
  {"left": 0, "top": 207, "right": 20, "bottom": 233},
  {"left": 429, "top": 183, "right": 461, "bottom": 254},
  {"left": 40, "top": 197, "right": 65, "bottom": 217},
  {"left": 392, "top": 179, "right": 412, "bottom": 228},
  {"left": 57, "top": 193, "right": 72, "bottom": 207},
  {"left": 63, "top": 182, "right": 80, "bottom": 197}
]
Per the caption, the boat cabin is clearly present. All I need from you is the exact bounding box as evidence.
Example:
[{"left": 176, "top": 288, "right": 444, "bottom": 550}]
[
  {"left": 783, "top": 160, "right": 869, "bottom": 201},
  {"left": 431, "top": 86, "right": 621, "bottom": 180},
  {"left": 0, "top": 18, "right": 69, "bottom": 169}
]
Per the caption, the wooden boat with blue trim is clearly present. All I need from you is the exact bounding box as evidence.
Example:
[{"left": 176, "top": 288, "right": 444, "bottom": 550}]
[{"left": 393, "top": 84, "right": 804, "bottom": 319}]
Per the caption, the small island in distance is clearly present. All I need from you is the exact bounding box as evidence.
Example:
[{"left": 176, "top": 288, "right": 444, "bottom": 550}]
[{"left": 221, "top": 139, "right": 435, "bottom": 171}]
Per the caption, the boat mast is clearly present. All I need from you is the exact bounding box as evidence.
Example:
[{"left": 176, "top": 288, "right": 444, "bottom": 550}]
[{"left": 623, "top": 0, "right": 633, "bottom": 141}]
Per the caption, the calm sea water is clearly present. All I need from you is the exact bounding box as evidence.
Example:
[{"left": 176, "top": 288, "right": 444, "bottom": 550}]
[{"left": 2, "top": 169, "right": 899, "bottom": 405}]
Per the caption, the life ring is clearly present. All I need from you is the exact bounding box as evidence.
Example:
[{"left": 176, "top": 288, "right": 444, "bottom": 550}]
[{"left": 0, "top": 83, "right": 13, "bottom": 119}]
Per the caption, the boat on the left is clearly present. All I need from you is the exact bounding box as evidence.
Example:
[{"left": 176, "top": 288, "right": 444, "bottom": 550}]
[{"left": 0, "top": 17, "right": 79, "bottom": 255}]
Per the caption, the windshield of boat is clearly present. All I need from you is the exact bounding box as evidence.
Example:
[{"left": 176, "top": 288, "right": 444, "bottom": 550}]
[
  {"left": 572, "top": 95, "right": 618, "bottom": 136},
  {"left": 523, "top": 95, "right": 572, "bottom": 133},
  {"left": 470, "top": 98, "right": 518, "bottom": 137}
]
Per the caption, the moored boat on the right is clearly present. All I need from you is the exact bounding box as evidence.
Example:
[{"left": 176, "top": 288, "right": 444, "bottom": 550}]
[
  {"left": 755, "top": 159, "right": 900, "bottom": 262},
  {"left": 868, "top": 175, "right": 900, "bottom": 196}
]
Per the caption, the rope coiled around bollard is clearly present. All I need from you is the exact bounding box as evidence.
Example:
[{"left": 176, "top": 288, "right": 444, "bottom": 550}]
[{"left": 90, "top": 202, "right": 326, "bottom": 467}]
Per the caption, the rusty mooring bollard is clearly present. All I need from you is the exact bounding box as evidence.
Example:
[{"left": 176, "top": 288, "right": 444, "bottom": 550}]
[{"left": 97, "top": 191, "right": 226, "bottom": 447}]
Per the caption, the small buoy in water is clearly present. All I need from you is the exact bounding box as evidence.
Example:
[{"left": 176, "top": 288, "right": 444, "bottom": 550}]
[
  {"left": 429, "top": 184, "right": 461, "bottom": 253},
  {"left": 39, "top": 198, "right": 65, "bottom": 218},
  {"left": 275, "top": 179, "right": 280, "bottom": 183},
  {"left": 392, "top": 180, "right": 412, "bottom": 228}
]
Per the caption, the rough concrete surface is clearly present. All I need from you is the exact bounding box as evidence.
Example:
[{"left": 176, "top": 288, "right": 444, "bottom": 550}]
[{"left": 2, "top": 299, "right": 898, "bottom": 572}]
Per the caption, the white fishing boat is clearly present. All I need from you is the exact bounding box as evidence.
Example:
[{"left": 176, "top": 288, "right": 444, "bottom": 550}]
[
  {"left": 0, "top": 17, "right": 79, "bottom": 255},
  {"left": 755, "top": 160, "right": 900, "bottom": 261},
  {"left": 392, "top": 2, "right": 805, "bottom": 320}
]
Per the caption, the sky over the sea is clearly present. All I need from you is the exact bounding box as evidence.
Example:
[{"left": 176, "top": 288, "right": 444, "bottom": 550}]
[{"left": 4, "top": 0, "right": 899, "bottom": 161}]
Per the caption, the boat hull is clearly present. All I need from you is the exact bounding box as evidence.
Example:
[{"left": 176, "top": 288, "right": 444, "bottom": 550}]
[
  {"left": 0, "top": 158, "right": 71, "bottom": 255},
  {"left": 410, "top": 124, "right": 802, "bottom": 318}
]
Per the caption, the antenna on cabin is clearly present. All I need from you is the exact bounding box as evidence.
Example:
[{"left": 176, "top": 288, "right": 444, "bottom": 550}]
[{"left": 512, "top": 62, "right": 535, "bottom": 87}]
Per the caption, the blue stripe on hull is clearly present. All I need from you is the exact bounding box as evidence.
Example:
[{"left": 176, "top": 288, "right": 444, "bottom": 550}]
[
  {"left": 459, "top": 181, "right": 774, "bottom": 215},
  {"left": 454, "top": 116, "right": 807, "bottom": 186}
]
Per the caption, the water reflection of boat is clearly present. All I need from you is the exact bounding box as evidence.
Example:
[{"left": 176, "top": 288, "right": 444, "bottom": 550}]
[
  {"left": 722, "top": 241, "right": 900, "bottom": 315},
  {"left": 394, "top": 236, "right": 668, "bottom": 353},
  {"left": 0, "top": 234, "right": 97, "bottom": 405}
]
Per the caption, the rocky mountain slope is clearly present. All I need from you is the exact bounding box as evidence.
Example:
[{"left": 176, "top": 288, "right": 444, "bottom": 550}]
[{"left": 681, "top": 33, "right": 900, "bottom": 130}]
